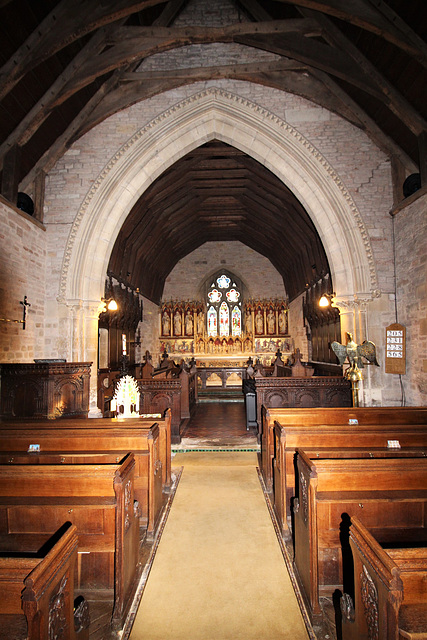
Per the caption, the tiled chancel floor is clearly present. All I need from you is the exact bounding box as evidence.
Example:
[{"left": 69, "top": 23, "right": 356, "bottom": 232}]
[{"left": 179, "top": 401, "right": 258, "bottom": 449}]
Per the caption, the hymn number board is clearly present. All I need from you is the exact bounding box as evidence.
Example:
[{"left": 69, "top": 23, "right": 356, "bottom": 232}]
[{"left": 385, "top": 323, "right": 406, "bottom": 374}]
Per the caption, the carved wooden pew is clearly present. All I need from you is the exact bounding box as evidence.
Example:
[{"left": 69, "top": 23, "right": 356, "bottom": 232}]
[
  {"left": 0, "top": 522, "right": 89, "bottom": 640},
  {"left": 272, "top": 419, "right": 427, "bottom": 533},
  {"left": 261, "top": 405, "right": 427, "bottom": 489},
  {"left": 139, "top": 366, "right": 197, "bottom": 443},
  {"left": 0, "top": 453, "right": 140, "bottom": 629},
  {"left": 293, "top": 451, "right": 427, "bottom": 622},
  {"left": 0, "top": 420, "right": 166, "bottom": 536},
  {"left": 341, "top": 516, "right": 427, "bottom": 640},
  {"left": 255, "top": 376, "right": 352, "bottom": 435},
  {"left": 139, "top": 409, "right": 172, "bottom": 491}
]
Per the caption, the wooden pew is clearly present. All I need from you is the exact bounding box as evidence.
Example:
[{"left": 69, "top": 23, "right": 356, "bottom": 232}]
[
  {"left": 0, "top": 453, "right": 140, "bottom": 629},
  {"left": 0, "top": 522, "right": 89, "bottom": 640},
  {"left": 0, "top": 420, "right": 166, "bottom": 536},
  {"left": 255, "top": 376, "right": 352, "bottom": 434},
  {"left": 139, "top": 409, "right": 172, "bottom": 491},
  {"left": 138, "top": 366, "right": 197, "bottom": 443},
  {"left": 261, "top": 405, "right": 427, "bottom": 489},
  {"left": 138, "top": 378, "right": 182, "bottom": 443},
  {"left": 293, "top": 451, "right": 427, "bottom": 622},
  {"left": 341, "top": 516, "right": 427, "bottom": 640},
  {"left": 272, "top": 419, "right": 427, "bottom": 533}
]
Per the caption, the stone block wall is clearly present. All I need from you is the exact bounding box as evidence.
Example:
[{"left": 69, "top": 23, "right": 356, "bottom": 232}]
[
  {"left": 162, "top": 241, "right": 286, "bottom": 301},
  {"left": 39, "top": 0, "right": 397, "bottom": 401},
  {"left": 394, "top": 191, "right": 427, "bottom": 405},
  {"left": 0, "top": 199, "right": 46, "bottom": 362},
  {"left": 137, "top": 296, "right": 161, "bottom": 366}
]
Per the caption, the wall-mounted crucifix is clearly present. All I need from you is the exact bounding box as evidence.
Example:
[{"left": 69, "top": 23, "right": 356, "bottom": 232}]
[{"left": 20, "top": 295, "right": 31, "bottom": 330}]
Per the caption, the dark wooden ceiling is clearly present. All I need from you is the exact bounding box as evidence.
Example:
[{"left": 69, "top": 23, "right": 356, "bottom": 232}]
[
  {"left": 0, "top": 0, "right": 426, "bottom": 302},
  {"left": 109, "top": 140, "right": 329, "bottom": 302}
]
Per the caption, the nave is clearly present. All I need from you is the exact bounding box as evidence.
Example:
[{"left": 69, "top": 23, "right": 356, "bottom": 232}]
[{"left": 121, "top": 402, "right": 316, "bottom": 640}]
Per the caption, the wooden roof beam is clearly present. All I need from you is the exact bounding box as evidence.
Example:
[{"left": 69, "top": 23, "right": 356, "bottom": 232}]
[
  {"left": 152, "top": 0, "right": 189, "bottom": 27},
  {"left": 0, "top": 0, "right": 168, "bottom": 100},
  {"left": 274, "top": 0, "right": 427, "bottom": 66},
  {"left": 75, "top": 61, "right": 384, "bottom": 142},
  {"left": 60, "top": 19, "right": 317, "bottom": 99},
  {"left": 306, "top": 67, "right": 418, "bottom": 171},
  {"left": 235, "top": 32, "right": 384, "bottom": 100},
  {"left": 301, "top": 8, "right": 427, "bottom": 136},
  {"left": 0, "top": 26, "right": 116, "bottom": 170}
]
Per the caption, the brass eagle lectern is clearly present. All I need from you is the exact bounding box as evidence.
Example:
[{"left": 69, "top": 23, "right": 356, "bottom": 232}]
[{"left": 331, "top": 333, "right": 379, "bottom": 406}]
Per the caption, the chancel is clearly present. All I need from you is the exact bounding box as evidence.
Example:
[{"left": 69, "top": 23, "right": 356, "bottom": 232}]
[{"left": 0, "top": 1, "right": 426, "bottom": 639}]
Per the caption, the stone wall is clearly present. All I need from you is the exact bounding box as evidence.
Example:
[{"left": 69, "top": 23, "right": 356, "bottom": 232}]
[
  {"left": 137, "top": 296, "right": 161, "bottom": 367},
  {"left": 162, "top": 241, "right": 286, "bottom": 301},
  {"left": 44, "top": 84, "right": 393, "bottom": 310},
  {"left": 0, "top": 198, "right": 46, "bottom": 362},
  {"left": 394, "top": 191, "right": 427, "bottom": 406},
  {"left": 38, "top": 0, "right": 398, "bottom": 402},
  {"left": 288, "top": 295, "right": 308, "bottom": 362}
]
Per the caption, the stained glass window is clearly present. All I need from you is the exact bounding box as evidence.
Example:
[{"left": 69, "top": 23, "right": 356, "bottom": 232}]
[
  {"left": 206, "top": 272, "right": 242, "bottom": 338},
  {"left": 207, "top": 306, "right": 217, "bottom": 337},
  {"left": 219, "top": 301, "right": 229, "bottom": 336},
  {"left": 226, "top": 288, "right": 240, "bottom": 302},
  {"left": 217, "top": 275, "right": 231, "bottom": 289},
  {"left": 232, "top": 306, "right": 241, "bottom": 336},
  {"left": 208, "top": 288, "right": 221, "bottom": 303}
]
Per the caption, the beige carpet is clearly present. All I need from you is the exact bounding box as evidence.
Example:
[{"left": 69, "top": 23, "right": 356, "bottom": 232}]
[{"left": 130, "top": 452, "right": 310, "bottom": 640}]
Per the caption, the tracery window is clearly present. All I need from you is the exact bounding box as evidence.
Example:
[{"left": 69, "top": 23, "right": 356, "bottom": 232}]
[
  {"left": 231, "top": 306, "right": 241, "bottom": 336},
  {"left": 207, "top": 305, "right": 217, "bottom": 337},
  {"left": 206, "top": 273, "right": 242, "bottom": 338}
]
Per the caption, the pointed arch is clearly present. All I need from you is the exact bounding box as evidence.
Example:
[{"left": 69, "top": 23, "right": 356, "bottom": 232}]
[{"left": 60, "top": 87, "right": 378, "bottom": 307}]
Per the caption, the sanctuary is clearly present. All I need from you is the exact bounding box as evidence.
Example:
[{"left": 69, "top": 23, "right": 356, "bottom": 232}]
[{"left": 159, "top": 273, "right": 292, "bottom": 368}]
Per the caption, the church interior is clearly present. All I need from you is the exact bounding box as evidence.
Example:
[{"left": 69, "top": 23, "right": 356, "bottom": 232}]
[{"left": 0, "top": 0, "right": 426, "bottom": 639}]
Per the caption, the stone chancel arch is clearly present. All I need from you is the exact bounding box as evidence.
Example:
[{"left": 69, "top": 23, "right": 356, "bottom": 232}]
[
  {"left": 62, "top": 87, "right": 376, "bottom": 306},
  {"left": 60, "top": 87, "right": 378, "bottom": 413}
]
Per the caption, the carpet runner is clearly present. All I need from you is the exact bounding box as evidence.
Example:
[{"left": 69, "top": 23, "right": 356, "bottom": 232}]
[{"left": 128, "top": 452, "right": 311, "bottom": 639}]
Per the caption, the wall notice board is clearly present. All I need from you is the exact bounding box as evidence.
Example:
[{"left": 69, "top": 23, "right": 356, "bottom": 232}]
[{"left": 385, "top": 323, "right": 406, "bottom": 374}]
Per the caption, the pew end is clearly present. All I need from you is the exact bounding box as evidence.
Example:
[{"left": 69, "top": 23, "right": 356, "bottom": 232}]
[
  {"left": 342, "top": 516, "right": 427, "bottom": 640},
  {"left": 0, "top": 522, "right": 90, "bottom": 640}
]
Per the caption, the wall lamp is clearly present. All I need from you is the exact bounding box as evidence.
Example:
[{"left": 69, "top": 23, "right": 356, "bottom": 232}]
[
  {"left": 319, "top": 293, "right": 335, "bottom": 308},
  {"left": 102, "top": 298, "right": 118, "bottom": 312}
]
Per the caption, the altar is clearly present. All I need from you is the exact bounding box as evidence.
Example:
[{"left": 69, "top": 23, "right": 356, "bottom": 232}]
[{"left": 159, "top": 290, "right": 293, "bottom": 369}]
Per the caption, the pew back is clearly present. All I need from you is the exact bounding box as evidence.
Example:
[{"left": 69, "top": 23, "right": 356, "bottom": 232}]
[
  {"left": 272, "top": 421, "right": 427, "bottom": 532},
  {"left": 0, "top": 454, "right": 139, "bottom": 628},
  {"left": 261, "top": 406, "right": 427, "bottom": 489},
  {"left": 0, "top": 411, "right": 172, "bottom": 488},
  {"left": 0, "top": 422, "right": 165, "bottom": 534},
  {"left": 293, "top": 451, "right": 427, "bottom": 620}
]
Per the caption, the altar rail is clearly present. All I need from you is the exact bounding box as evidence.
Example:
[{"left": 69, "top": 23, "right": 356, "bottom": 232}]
[{"left": 197, "top": 367, "right": 247, "bottom": 389}]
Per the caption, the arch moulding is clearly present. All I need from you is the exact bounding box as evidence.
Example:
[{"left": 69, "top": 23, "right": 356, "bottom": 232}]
[{"left": 60, "top": 87, "right": 379, "bottom": 309}]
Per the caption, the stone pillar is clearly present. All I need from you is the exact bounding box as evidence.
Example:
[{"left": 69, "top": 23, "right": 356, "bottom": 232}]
[
  {"left": 332, "top": 294, "right": 383, "bottom": 406},
  {"left": 59, "top": 300, "right": 103, "bottom": 418},
  {"left": 82, "top": 301, "right": 105, "bottom": 418},
  {"left": 333, "top": 296, "right": 358, "bottom": 344}
]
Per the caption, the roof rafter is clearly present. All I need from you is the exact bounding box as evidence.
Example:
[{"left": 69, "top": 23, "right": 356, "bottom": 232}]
[{"left": 275, "top": 0, "right": 427, "bottom": 66}]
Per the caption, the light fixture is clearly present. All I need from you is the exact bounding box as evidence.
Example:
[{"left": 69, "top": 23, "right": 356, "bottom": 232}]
[
  {"left": 107, "top": 299, "right": 118, "bottom": 311},
  {"left": 319, "top": 293, "right": 335, "bottom": 308},
  {"left": 102, "top": 298, "right": 118, "bottom": 312}
]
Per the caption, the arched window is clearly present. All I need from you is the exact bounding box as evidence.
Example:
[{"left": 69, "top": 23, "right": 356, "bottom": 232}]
[
  {"left": 207, "top": 305, "right": 217, "bottom": 337},
  {"left": 206, "top": 272, "right": 242, "bottom": 338},
  {"left": 231, "top": 306, "right": 241, "bottom": 336},
  {"left": 219, "top": 301, "right": 229, "bottom": 336}
]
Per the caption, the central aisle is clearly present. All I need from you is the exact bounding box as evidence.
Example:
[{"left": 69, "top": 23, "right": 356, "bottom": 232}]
[{"left": 129, "top": 452, "right": 310, "bottom": 640}]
